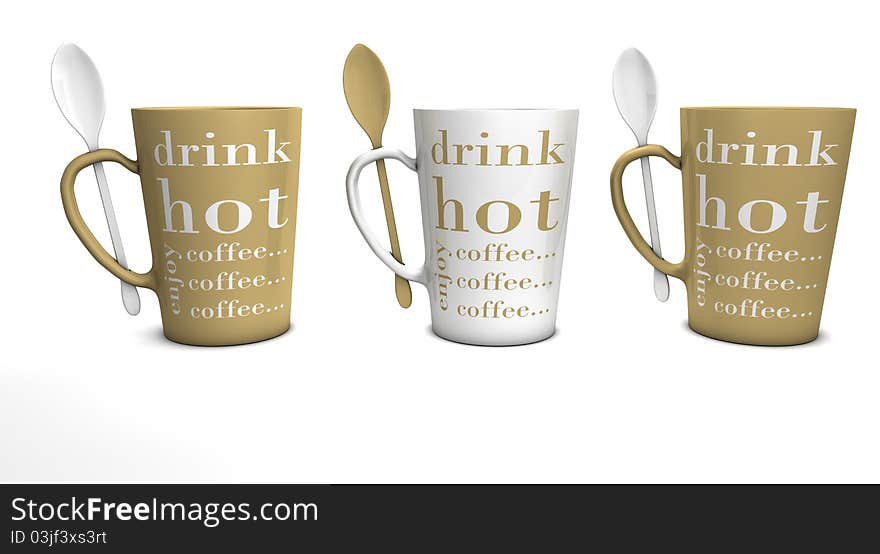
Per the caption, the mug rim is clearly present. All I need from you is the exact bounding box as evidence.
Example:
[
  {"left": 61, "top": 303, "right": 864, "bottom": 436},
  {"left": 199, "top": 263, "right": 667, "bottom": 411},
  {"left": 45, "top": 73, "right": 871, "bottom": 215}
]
[
  {"left": 413, "top": 108, "right": 578, "bottom": 113},
  {"left": 131, "top": 106, "right": 301, "bottom": 112},
  {"left": 681, "top": 106, "right": 855, "bottom": 112}
]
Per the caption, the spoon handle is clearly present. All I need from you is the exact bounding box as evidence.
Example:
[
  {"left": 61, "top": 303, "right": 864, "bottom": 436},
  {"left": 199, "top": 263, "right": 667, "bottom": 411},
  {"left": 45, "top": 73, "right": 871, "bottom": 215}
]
[
  {"left": 92, "top": 161, "right": 141, "bottom": 315},
  {"left": 639, "top": 156, "right": 670, "bottom": 302},
  {"left": 375, "top": 159, "right": 412, "bottom": 308}
]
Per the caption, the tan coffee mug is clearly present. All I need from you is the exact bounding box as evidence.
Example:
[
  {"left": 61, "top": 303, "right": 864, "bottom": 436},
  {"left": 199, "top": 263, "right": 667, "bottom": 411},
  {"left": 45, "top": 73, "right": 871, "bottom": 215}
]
[
  {"left": 611, "top": 107, "right": 855, "bottom": 345},
  {"left": 61, "top": 107, "right": 302, "bottom": 346}
]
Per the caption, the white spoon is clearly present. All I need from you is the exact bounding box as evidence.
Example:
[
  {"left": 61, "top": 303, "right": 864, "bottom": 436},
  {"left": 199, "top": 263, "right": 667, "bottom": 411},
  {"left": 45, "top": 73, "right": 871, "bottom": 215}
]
[
  {"left": 52, "top": 43, "right": 140, "bottom": 315},
  {"left": 612, "top": 48, "right": 669, "bottom": 302}
]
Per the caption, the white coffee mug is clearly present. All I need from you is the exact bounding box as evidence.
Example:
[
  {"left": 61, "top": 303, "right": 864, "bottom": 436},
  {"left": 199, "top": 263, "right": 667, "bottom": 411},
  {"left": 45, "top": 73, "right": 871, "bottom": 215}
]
[{"left": 346, "top": 109, "right": 579, "bottom": 346}]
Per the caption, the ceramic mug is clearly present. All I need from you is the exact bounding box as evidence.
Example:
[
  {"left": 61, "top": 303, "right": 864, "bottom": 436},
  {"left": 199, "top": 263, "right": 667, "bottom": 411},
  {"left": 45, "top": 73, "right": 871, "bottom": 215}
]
[
  {"left": 61, "top": 107, "right": 302, "bottom": 346},
  {"left": 347, "top": 109, "right": 579, "bottom": 346},
  {"left": 611, "top": 107, "right": 855, "bottom": 345}
]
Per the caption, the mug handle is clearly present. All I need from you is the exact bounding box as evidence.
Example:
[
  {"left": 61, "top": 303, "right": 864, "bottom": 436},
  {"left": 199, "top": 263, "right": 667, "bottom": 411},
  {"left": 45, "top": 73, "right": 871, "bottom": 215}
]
[
  {"left": 346, "top": 147, "right": 426, "bottom": 285},
  {"left": 60, "top": 149, "right": 157, "bottom": 290},
  {"left": 610, "top": 145, "right": 687, "bottom": 281}
]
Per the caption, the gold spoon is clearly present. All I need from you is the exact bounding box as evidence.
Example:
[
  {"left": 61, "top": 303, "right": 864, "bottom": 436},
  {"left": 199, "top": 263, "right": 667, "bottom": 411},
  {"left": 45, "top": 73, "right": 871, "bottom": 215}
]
[{"left": 343, "top": 43, "right": 412, "bottom": 308}]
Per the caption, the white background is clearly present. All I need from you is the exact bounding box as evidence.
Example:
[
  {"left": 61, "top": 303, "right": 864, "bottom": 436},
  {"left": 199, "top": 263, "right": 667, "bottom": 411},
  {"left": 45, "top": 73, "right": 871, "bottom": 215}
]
[{"left": 1, "top": 0, "right": 877, "bottom": 483}]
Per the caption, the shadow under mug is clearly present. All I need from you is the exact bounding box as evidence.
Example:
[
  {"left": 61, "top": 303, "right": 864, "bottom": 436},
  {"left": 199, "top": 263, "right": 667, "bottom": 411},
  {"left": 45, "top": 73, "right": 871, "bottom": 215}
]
[
  {"left": 60, "top": 107, "right": 302, "bottom": 346},
  {"left": 611, "top": 107, "right": 856, "bottom": 346},
  {"left": 347, "top": 108, "right": 579, "bottom": 346}
]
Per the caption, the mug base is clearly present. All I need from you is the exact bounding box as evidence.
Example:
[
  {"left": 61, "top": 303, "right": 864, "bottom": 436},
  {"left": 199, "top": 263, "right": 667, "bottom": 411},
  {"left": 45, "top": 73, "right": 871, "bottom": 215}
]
[
  {"left": 687, "top": 323, "right": 818, "bottom": 347},
  {"left": 163, "top": 323, "right": 291, "bottom": 347},
  {"left": 431, "top": 326, "right": 556, "bottom": 347}
]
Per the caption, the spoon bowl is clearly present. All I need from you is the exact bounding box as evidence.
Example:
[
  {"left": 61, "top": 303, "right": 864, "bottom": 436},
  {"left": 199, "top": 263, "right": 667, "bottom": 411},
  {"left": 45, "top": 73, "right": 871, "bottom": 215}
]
[
  {"left": 344, "top": 44, "right": 391, "bottom": 149},
  {"left": 612, "top": 48, "right": 657, "bottom": 146}
]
